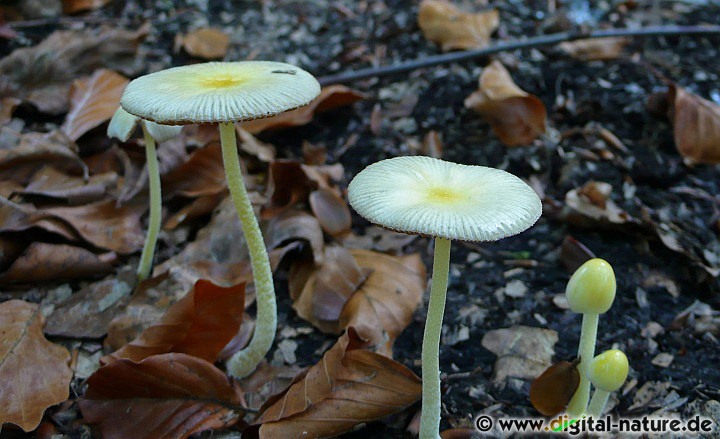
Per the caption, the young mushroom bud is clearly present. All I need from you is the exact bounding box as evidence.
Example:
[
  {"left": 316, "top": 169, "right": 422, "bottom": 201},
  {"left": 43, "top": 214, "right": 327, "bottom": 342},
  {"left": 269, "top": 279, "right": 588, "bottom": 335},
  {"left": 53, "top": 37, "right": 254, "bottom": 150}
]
[
  {"left": 348, "top": 156, "right": 541, "bottom": 439},
  {"left": 121, "top": 61, "right": 321, "bottom": 378},
  {"left": 107, "top": 107, "right": 182, "bottom": 281},
  {"left": 565, "top": 258, "right": 617, "bottom": 416},
  {"left": 587, "top": 349, "right": 629, "bottom": 416}
]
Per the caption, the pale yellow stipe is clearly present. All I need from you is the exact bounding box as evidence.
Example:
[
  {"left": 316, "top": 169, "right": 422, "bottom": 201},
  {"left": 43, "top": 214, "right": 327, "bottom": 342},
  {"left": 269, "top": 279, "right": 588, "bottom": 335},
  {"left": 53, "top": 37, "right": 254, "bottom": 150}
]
[
  {"left": 136, "top": 125, "right": 161, "bottom": 281},
  {"left": 220, "top": 122, "right": 277, "bottom": 379}
]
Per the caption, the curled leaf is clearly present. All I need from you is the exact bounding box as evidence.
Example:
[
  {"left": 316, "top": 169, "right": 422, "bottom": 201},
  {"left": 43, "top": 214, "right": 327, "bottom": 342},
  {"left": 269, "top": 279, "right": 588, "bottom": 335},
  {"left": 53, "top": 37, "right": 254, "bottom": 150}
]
[
  {"left": 309, "top": 188, "right": 352, "bottom": 237},
  {"left": 178, "top": 28, "right": 229, "bottom": 60},
  {"left": 464, "top": 61, "right": 546, "bottom": 146},
  {"left": 530, "top": 358, "right": 581, "bottom": 416},
  {"left": 667, "top": 83, "right": 720, "bottom": 164},
  {"left": 255, "top": 328, "right": 422, "bottom": 438},
  {"left": 418, "top": 0, "right": 499, "bottom": 51}
]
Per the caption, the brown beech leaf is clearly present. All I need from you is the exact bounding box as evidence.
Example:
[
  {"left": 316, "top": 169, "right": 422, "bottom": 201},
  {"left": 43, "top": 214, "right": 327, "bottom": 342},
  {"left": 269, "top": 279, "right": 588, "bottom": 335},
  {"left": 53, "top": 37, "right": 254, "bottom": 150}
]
[
  {"left": 668, "top": 84, "right": 720, "bottom": 164},
  {"left": 61, "top": 69, "right": 129, "bottom": 141},
  {"left": 340, "top": 250, "right": 426, "bottom": 356},
  {"left": 418, "top": 0, "right": 499, "bottom": 51},
  {"left": 265, "top": 209, "right": 325, "bottom": 266},
  {"left": 17, "top": 166, "right": 116, "bottom": 205},
  {"left": 63, "top": 0, "right": 112, "bottom": 14},
  {"left": 240, "top": 85, "right": 367, "bottom": 134},
  {"left": 0, "top": 26, "right": 147, "bottom": 114},
  {"left": 102, "top": 279, "right": 245, "bottom": 364},
  {"left": 291, "top": 246, "right": 369, "bottom": 334},
  {"left": 529, "top": 358, "right": 580, "bottom": 416},
  {"left": 163, "top": 142, "right": 227, "bottom": 198},
  {"left": 309, "top": 188, "right": 352, "bottom": 237},
  {"left": 79, "top": 353, "right": 244, "bottom": 439},
  {"left": 564, "top": 181, "right": 635, "bottom": 226},
  {"left": 255, "top": 328, "right": 422, "bottom": 438},
  {"left": 464, "top": 60, "right": 546, "bottom": 146},
  {"left": 0, "top": 300, "right": 72, "bottom": 432},
  {"left": 0, "top": 242, "right": 114, "bottom": 284},
  {"left": 177, "top": 28, "right": 229, "bottom": 59},
  {"left": 559, "top": 37, "right": 629, "bottom": 61},
  {"left": 40, "top": 199, "right": 145, "bottom": 254},
  {"left": 0, "top": 130, "right": 85, "bottom": 184}
]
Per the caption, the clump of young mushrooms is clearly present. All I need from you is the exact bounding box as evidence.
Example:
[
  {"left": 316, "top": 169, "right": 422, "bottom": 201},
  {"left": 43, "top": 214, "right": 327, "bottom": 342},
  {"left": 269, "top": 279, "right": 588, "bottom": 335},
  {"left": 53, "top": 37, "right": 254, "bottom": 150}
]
[
  {"left": 107, "top": 107, "right": 182, "bottom": 281},
  {"left": 348, "top": 155, "right": 542, "bottom": 438},
  {"left": 120, "top": 61, "right": 320, "bottom": 378}
]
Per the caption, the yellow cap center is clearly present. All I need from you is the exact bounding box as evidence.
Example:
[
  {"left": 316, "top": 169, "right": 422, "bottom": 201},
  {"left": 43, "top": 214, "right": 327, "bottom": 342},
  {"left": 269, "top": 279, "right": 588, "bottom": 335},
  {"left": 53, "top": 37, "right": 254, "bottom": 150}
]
[
  {"left": 201, "top": 75, "right": 244, "bottom": 89},
  {"left": 426, "top": 187, "right": 462, "bottom": 205}
]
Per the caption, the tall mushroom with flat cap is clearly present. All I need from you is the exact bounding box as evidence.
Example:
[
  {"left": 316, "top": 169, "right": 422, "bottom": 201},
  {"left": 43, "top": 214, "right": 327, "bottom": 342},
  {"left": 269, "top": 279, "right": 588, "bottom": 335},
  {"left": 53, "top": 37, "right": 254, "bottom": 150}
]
[
  {"left": 348, "top": 155, "right": 542, "bottom": 438},
  {"left": 120, "top": 61, "right": 321, "bottom": 378},
  {"left": 107, "top": 107, "right": 182, "bottom": 281}
]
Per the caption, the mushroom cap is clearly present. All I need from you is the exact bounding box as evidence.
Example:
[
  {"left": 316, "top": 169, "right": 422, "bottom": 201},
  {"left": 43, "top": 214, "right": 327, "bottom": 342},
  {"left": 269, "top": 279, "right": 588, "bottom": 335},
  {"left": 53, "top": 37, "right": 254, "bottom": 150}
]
[
  {"left": 588, "top": 349, "right": 629, "bottom": 392},
  {"left": 347, "top": 156, "right": 542, "bottom": 242},
  {"left": 107, "top": 107, "right": 183, "bottom": 143},
  {"left": 120, "top": 61, "right": 321, "bottom": 125},
  {"left": 565, "top": 258, "right": 616, "bottom": 314}
]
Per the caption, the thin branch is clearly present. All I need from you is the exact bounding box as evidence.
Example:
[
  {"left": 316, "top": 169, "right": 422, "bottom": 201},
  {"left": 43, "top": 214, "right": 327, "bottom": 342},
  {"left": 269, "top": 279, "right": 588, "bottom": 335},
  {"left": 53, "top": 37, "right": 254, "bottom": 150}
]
[{"left": 318, "top": 25, "right": 720, "bottom": 86}]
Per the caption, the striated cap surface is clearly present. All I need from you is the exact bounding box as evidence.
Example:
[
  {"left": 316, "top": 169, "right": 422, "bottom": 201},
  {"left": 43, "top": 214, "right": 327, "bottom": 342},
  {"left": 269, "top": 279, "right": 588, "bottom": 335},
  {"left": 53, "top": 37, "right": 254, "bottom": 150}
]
[
  {"left": 120, "top": 61, "right": 320, "bottom": 124},
  {"left": 347, "top": 156, "right": 542, "bottom": 242}
]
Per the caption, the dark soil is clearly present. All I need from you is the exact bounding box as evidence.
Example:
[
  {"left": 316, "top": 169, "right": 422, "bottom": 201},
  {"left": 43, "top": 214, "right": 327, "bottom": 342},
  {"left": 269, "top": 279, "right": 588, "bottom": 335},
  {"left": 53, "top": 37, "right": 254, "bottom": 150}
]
[{"left": 3, "top": 0, "right": 720, "bottom": 438}]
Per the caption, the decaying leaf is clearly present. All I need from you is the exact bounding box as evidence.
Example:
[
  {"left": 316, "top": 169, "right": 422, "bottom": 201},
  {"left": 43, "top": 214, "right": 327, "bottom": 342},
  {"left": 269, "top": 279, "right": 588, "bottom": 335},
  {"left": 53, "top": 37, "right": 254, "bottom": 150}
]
[
  {"left": 418, "top": 0, "right": 499, "bottom": 51},
  {"left": 17, "top": 166, "right": 116, "bottom": 205},
  {"left": 79, "top": 353, "right": 244, "bottom": 439},
  {"left": 0, "top": 26, "right": 147, "bottom": 114},
  {"left": 0, "top": 300, "right": 72, "bottom": 432},
  {"left": 464, "top": 61, "right": 546, "bottom": 146},
  {"left": 255, "top": 328, "right": 422, "bottom": 438},
  {"left": 564, "top": 181, "right": 635, "bottom": 225},
  {"left": 530, "top": 358, "right": 581, "bottom": 416},
  {"left": 0, "top": 130, "right": 85, "bottom": 184},
  {"left": 240, "top": 85, "right": 367, "bottom": 134},
  {"left": 163, "top": 142, "right": 227, "bottom": 198},
  {"left": 309, "top": 188, "right": 352, "bottom": 237},
  {"left": 177, "top": 28, "right": 230, "bottom": 59},
  {"left": 102, "top": 279, "right": 245, "bottom": 364},
  {"left": 481, "top": 325, "right": 558, "bottom": 387},
  {"left": 291, "top": 247, "right": 425, "bottom": 356},
  {"left": 340, "top": 250, "right": 425, "bottom": 356},
  {"left": 559, "top": 37, "right": 629, "bottom": 61},
  {"left": 0, "top": 242, "right": 114, "bottom": 284},
  {"left": 63, "top": 0, "right": 112, "bottom": 14},
  {"left": 265, "top": 209, "right": 326, "bottom": 266},
  {"left": 667, "top": 83, "right": 720, "bottom": 164},
  {"left": 61, "top": 69, "right": 129, "bottom": 141}
]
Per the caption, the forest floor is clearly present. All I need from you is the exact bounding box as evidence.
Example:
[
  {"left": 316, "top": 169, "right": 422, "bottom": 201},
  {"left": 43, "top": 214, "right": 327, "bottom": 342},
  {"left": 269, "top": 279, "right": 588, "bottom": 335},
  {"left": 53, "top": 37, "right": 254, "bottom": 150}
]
[{"left": 1, "top": 0, "right": 720, "bottom": 438}]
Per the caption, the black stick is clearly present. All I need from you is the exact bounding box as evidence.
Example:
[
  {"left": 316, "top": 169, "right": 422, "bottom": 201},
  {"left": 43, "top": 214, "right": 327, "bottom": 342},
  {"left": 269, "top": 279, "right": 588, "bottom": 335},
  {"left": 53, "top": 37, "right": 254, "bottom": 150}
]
[{"left": 318, "top": 25, "right": 720, "bottom": 86}]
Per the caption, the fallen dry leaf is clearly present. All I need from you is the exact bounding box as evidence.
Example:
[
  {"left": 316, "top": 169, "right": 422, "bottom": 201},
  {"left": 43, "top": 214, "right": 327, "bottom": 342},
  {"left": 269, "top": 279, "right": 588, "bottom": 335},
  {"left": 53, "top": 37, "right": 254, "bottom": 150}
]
[
  {"left": 0, "top": 300, "right": 72, "bottom": 432},
  {"left": 309, "top": 188, "right": 352, "bottom": 237},
  {"left": 63, "top": 0, "right": 112, "bottom": 14},
  {"left": 79, "top": 353, "right": 244, "bottom": 439},
  {"left": 241, "top": 85, "right": 367, "bottom": 134},
  {"left": 464, "top": 60, "right": 546, "bottom": 146},
  {"left": 564, "top": 181, "right": 635, "bottom": 225},
  {"left": 481, "top": 325, "right": 558, "bottom": 387},
  {"left": 667, "top": 83, "right": 720, "bottom": 164},
  {"left": 17, "top": 166, "right": 116, "bottom": 205},
  {"left": 255, "top": 328, "right": 422, "bottom": 438},
  {"left": 102, "top": 279, "right": 245, "bottom": 364},
  {"left": 0, "top": 130, "right": 85, "bottom": 184},
  {"left": 163, "top": 142, "right": 227, "bottom": 198},
  {"left": 559, "top": 37, "right": 629, "bottom": 61},
  {"left": 418, "top": 0, "right": 499, "bottom": 51},
  {"left": 0, "top": 242, "right": 114, "bottom": 284},
  {"left": 340, "top": 250, "right": 425, "bottom": 356},
  {"left": 265, "top": 209, "right": 325, "bottom": 266},
  {"left": 0, "top": 26, "right": 147, "bottom": 114},
  {"left": 61, "top": 69, "right": 129, "bottom": 141},
  {"left": 178, "top": 28, "right": 229, "bottom": 59},
  {"left": 40, "top": 199, "right": 145, "bottom": 254},
  {"left": 529, "top": 358, "right": 580, "bottom": 416}
]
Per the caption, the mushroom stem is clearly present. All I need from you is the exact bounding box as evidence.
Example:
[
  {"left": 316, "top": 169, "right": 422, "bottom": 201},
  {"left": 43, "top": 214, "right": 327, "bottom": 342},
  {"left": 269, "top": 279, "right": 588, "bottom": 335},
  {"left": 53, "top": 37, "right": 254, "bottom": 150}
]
[
  {"left": 219, "top": 121, "right": 277, "bottom": 379},
  {"left": 567, "top": 312, "right": 599, "bottom": 416},
  {"left": 420, "top": 236, "right": 451, "bottom": 439},
  {"left": 136, "top": 125, "right": 162, "bottom": 281},
  {"left": 587, "top": 388, "right": 610, "bottom": 417}
]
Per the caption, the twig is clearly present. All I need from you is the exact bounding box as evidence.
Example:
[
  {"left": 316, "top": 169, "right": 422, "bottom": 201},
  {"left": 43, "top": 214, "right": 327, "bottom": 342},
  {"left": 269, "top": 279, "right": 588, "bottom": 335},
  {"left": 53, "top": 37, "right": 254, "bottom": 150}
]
[{"left": 318, "top": 25, "right": 720, "bottom": 86}]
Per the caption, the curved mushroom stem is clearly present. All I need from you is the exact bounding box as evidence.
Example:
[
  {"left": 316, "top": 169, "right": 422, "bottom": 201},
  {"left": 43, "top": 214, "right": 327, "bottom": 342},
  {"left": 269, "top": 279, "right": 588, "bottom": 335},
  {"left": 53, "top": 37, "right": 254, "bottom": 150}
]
[
  {"left": 587, "top": 388, "right": 610, "bottom": 417},
  {"left": 136, "top": 125, "right": 162, "bottom": 281},
  {"left": 219, "top": 121, "right": 277, "bottom": 379},
  {"left": 420, "top": 236, "right": 451, "bottom": 439},
  {"left": 567, "top": 313, "right": 599, "bottom": 416}
]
